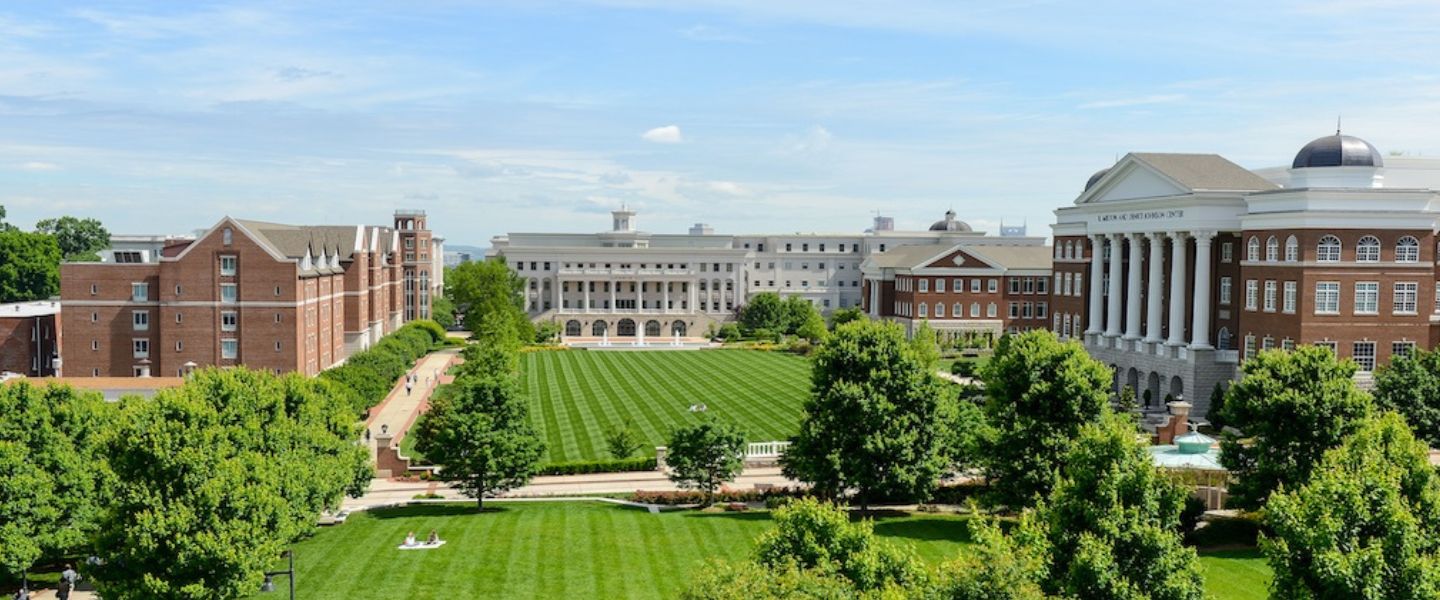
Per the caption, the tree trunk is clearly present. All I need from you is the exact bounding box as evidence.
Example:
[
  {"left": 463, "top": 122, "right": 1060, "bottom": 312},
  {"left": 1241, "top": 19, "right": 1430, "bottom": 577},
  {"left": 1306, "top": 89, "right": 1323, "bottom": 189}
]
[{"left": 477, "top": 481, "right": 485, "bottom": 510}]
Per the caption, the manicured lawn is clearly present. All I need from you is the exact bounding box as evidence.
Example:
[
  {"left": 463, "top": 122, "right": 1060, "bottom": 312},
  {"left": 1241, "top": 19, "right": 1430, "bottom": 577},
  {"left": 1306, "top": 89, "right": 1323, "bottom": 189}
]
[
  {"left": 1199, "top": 548, "right": 1271, "bottom": 600},
  {"left": 521, "top": 349, "right": 812, "bottom": 463},
  {"left": 253, "top": 502, "right": 1268, "bottom": 599}
]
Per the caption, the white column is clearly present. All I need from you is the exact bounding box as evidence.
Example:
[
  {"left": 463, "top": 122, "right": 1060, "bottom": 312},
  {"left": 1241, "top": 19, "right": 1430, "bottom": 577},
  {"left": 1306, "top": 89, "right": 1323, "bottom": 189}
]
[
  {"left": 1104, "top": 234, "right": 1123, "bottom": 338},
  {"left": 1123, "top": 233, "right": 1143, "bottom": 340},
  {"left": 638, "top": 280, "right": 645, "bottom": 313},
  {"left": 1085, "top": 235, "right": 1105, "bottom": 334},
  {"left": 1167, "top": 233, "right": 1188, "bottom": 346},
  {"left": 553, "top": 277, "right": 562, "bottom": 312},
  {"left": 663, "top": 281, "right": 670, "bottom": 313},
  {"left": 1190, "top": 231, "right": 1216, "bottom": 349},
  {"left": 689, "top": 280, "right": 697, "bottom": 312},
  {"left": 609, "top": 281, "right": 616, "bottom": 313},
  {"left": 583, "top": 280, "right": 590, "bottom": 312},
  {"left": 1144, "top": 232, "right": 1165, "bottom": 343}
]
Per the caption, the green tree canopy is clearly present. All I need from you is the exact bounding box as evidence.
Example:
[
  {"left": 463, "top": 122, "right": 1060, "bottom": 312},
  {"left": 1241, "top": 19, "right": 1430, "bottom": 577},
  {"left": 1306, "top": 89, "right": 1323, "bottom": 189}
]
[
  {"left": 1373, "top": 346, "right": 1440, "bottom": 447},
  {"left": 783, "top": 320, "right": 959, "bottom": 509},
  {"left": 431, "top": 294, "right": 456, "bottom": 330},
  {"left": 828, "top": 307, "right": 866, "bottom": 329},
  {"left": 1218, "top": 346, "right": 1375, "bottom": 510},
  {"left": 978, "top": 330, "right": 1111, "bottom": 508},
  {"left": 782, "top": 296, "right": 819, "bottom": 334},
  {"left": 1262, "top": 412, "right": 1440, "bottom": 599},
  {"left": 664, "top": 417, "right": 746, "bottom": 506},
  {"left": 740, "top": 292, "right": 786, "bottom": 333},
  {"left": 0, "top": 229, "right": 61, "bottom": 302},
  {"left": 35, "top": 215, "right": 110, "bottom": 261},
  {"left": 413, "top": 373, "right": 544, "bottom": 509},
  {"left": 445, "top": 258, "right": 534, "bottom": 343},
  {"left": 754, "top": 498, "right": 928, "bottom": 592},
  {"left": 94, "top": 368, "right": 368, "bottom": 600},
  {"left": 0, "top": 382, "right": 113, "bottom": 580},
  {"left": 938, "top": 513, "right": 1050, "bottom": 600}
]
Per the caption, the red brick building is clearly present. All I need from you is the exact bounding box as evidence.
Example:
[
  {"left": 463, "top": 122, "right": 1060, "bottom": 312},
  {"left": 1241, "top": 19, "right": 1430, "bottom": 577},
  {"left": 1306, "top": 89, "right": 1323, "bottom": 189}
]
[
  {"left": 60, "top": 211, "right": 433, "bottom": 377},
  {"left": 0, "top": 301, "right": 61, "bottom": 377}
]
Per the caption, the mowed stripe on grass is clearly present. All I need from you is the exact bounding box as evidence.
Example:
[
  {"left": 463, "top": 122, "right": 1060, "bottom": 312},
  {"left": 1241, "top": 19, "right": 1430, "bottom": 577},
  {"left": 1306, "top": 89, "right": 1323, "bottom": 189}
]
[{"left": 522, "top": 349, "right": 811, "bottom": 463}]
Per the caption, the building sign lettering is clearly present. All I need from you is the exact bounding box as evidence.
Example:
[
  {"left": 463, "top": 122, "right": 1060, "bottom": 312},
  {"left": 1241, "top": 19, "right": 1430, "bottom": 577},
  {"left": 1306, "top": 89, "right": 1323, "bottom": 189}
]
[{"left": 1095, "top": 209, "right": 1184, "bottom": 223}]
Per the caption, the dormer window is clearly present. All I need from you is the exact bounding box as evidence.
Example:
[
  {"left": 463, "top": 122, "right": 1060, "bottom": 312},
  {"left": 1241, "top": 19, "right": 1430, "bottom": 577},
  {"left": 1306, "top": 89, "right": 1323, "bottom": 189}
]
[{"left": 222, "top": 228, "right": 233, "bottom": 245}]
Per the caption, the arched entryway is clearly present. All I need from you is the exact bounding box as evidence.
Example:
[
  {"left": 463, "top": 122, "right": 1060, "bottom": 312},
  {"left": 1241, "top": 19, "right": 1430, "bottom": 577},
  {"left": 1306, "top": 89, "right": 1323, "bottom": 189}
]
[
  {"left": 1125, "top": 367, "right": 1140, "bottom": 395},
  {"left": 592, "top": 320, "right": 608, "bottom": 336},
  {"left": 565, "top": 320, "right": 582, "bottom": 337},
  {"left": 1216, "top": 327, "right": 1232, "bottom": 351},
  {"left": 1169, "top": 376, "right": 1185, "bottom": 401},
  {"left": 1146, "top": 372, "right": 1162, "bottom": 408},
  {"left": 671, "top": 320, "right": 687, "bottom": 336},
  {"left": 644, "top": 320, "right": 661, "bottom": 337},
  {"left": 618, "top": 318, "right": 637, "bottom": 336}
]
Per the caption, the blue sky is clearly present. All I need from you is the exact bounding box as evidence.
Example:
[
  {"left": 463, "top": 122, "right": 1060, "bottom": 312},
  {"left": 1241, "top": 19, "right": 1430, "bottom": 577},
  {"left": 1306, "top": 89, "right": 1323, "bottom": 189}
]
[{"left": 2, "top": 1, "right": 1439, "bottom": 247}]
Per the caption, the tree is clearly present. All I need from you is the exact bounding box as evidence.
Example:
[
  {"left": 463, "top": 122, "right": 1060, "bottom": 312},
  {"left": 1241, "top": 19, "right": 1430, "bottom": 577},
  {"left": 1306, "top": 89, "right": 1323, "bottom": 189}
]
[
  {"left": 978, "top": 330, "right": 1110, "bottom": 508},
  {"left": 783, "top": 320, "right": 959, "bottom": 510},
  {"left": 431, "top": 295, "right": 456, "bottom": 330},
  {"left": 445, "top": 258, "right": 534, "bottom": 343},
  {"left": 939, "top": 513, "right": 1050, "bottom": 600},
  {"left": 664, "top": 418, "right": 745, "bottom": 506},
  {"left": 754, "top": 498, "right": 928, "bottom": 592},
  {"left": 413, "top": 374, "right": 543, "bottom": 509},
  {"left": 795, "top": 310, "right": 828, "bottom": 343},
  {"left": 0, "top": 229, "right": 61, "bottom": 302},
  {"left": 605, "top": 417, "right": 643, "bottom": 459},
  {"left": 740, "top": 292, "right": 786, "bottom": 333},
  {"left": 828, "top": 307, "right": 866, "bottom": 329},
  {"left": 534, "top": 320, "right": 562, "bottom": 344},
  {"left": 909, "top": 321, "right": 939, "bottom": 369},
  {"left": 0, "top": 204, "right": 13, "bottom": 231},
  {"left": 1373, "top": 346, "right": 1440, "bottom": 447},
  {"left": 94, "top": 368, "right": 368, "bottom": 600},
  {"left": 1205, "top": 382, "right": 1227, "bottom": 431},
  {"left": 1033, "top": 414, "right": 1205, "bottom": 599},
  {"left": 35, "top": 216, "right": 110, "bottom": 262},
  {"left": 0, "top": 382, "right": 112, "bottom": 583},
  {"left": 1218, "top": 346, "right": 1375, "bottom": 510},
  {"left": 1262, "top": 412, "right": 1440, "bottom": 599},
  {"left": 782, "top": 296, "right": 819, "bottom": 334}
]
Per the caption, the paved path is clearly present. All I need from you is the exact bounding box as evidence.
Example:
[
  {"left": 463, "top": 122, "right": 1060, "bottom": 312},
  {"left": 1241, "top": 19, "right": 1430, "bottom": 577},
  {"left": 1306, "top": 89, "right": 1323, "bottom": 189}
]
[
  {"left": 364, "top": 348, "right": 461, "bottom": 462},
  {"left": 341, "top": 466, "right": 798, "bottom": 511}
]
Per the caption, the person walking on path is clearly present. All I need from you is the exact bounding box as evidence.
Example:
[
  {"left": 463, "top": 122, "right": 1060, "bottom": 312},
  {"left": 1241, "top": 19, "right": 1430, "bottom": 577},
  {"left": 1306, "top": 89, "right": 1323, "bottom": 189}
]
[
  {"left": 56, "top": 564, "right": 78, "bottom": 600},
  {"left": 405, "top": 381, "right": 413, "bottom": 396}
]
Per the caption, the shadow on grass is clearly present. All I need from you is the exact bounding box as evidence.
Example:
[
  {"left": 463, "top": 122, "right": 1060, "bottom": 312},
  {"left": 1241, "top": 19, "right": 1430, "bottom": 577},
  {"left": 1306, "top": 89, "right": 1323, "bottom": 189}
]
[
  {"left": 871, "top": 517, "right": 974, "bottom": 545},
  {"left": 678, "top": 510, "right": 773, "bottom": 523},
  {"left": 1199, "top": 547, "right": 1264, "bottom": 560},
  {"left": 367, "top": 503, "right": 513, "bottom": 519}
]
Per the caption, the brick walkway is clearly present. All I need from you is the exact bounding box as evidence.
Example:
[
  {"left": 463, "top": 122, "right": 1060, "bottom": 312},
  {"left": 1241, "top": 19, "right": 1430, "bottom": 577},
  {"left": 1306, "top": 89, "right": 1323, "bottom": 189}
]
[{"left": 363, "top": 347, "right": 461, "bottom": 462}]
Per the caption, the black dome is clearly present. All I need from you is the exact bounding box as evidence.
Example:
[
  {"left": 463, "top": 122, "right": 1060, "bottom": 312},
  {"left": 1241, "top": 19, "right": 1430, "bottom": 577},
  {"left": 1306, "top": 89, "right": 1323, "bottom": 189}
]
[
  {"left": 1292, "top": 134, "right": 1383, "bottom": 169},
  {"left": 929, "top": 209, "right": 972, "bottom": 232},
  {"left": 1085, "top": 167, "right": 1111, "bottom": 191}
]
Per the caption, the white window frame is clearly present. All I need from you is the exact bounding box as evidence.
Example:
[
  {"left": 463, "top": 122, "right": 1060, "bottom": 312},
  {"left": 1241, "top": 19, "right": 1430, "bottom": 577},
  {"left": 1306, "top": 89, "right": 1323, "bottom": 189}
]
[
  {"left": 934, "top": 302, "right": 944, "bottom": 318},
  {"left": 1396, "top": 236, "right": 1419, "bottom": 263},
  {"left": 132, "top": 338, "right": 149, "bottom": 359},
  {"left": 1247, "top": 237, "right": 1260, "bottom": 262},
  {"left": 221, "top": 339, "right": 238, "bottom": 359},
  {"left": 219, "top": 255, "right": 237, "bottom": 276},
  {"left": 1282, "top": 281, "right": 1297, "bottom": 314},
  {"left": 970, "top": 279, "right": 981, "bottom": 293},
  {"left": 1317, "top": 235, "right": 1342, "bottom": 263},
  {"left": 131, "top": 282, "right": 148, "bottom": 302},
  {"left": 221, "top": 311, "right": 238, "bottom": 332},
  {"left": 970, "top": 302, "right": 980, "bottom": 317},
  {"left": 1353, "top": 341, "right": 1377, "bottom": 372},
  {"left": 132, "top": 310, "right": 148, "bottom": 331},
  {"left": 1219, "top": 277, "right": 1232, "bottom": 305},
  {"left": 1263, "top": 280, "right": 1278, "bottom": 312},
  {"left": 918, "top": 279, "right": 929, "bottom": 293},
  {"left": 1394, "top": 282, "right": 1418, "bottom": 314},
  {"left": 1354, "top": 281, "right": 1379, "bottom": 315},
  {"left": 1266, "top": 236, "right": 1279, "bottom": 262},
  {"left": 221, "top": 283, "right": 238, "bottom": 304},
  {"left": 936, "top": 278, "right": 945, "bottom": 293},
  {"left": 1244, "top": 279, "right": 1258, "bottom": 311},
  {"left": 1356, "top": 236, "right": 1381, "bottom": 263},
  {"left": 987, "top": 303, "right": 997, "bottom": 318},
  {"left": 1284, "top": 236, "right": 1299, "bottom": 262},
  {"left": 1315, "top": 282, "right": 1340, "bottom": 314},
  {"left": 1393, "top": 341, "right": 1417, "bottom": 359}
]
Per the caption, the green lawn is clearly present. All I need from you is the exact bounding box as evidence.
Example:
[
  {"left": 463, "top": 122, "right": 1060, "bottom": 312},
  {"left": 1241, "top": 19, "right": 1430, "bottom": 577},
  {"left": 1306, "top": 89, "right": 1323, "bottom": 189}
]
[
  {"left": 521, "top": 349, "right": 812, "bottom": 463},
  {"left": 253, "top": 502, "right": 1268, "bottom": 599}
]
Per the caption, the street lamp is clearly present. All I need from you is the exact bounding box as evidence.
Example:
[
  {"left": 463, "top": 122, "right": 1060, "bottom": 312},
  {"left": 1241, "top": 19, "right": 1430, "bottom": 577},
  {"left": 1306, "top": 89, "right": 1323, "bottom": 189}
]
[{"left": 260, "top": 550, "right": 294, "bottom": 600}]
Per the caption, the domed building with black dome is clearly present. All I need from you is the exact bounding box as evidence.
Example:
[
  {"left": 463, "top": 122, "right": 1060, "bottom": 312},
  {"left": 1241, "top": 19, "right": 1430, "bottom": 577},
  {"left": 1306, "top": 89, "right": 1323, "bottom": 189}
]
[{"left": 1052, "top": 130, "right": 1440, "bottom": 419}]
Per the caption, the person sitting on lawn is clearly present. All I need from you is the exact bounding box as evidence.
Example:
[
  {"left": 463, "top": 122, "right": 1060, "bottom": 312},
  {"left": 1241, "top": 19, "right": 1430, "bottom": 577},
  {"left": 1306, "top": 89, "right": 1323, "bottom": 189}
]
[
  {"left": 427, "top": 529, "right": 441, "bottom": 545},
  {"left": 404, "top": 531, "right": 417, "bottom": 546}
]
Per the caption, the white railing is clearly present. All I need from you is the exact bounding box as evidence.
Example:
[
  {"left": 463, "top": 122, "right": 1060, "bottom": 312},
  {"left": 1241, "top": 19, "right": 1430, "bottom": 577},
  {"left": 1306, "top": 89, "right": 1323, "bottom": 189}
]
[
  {"left": 1213, "top": 350, "right": 1238, "bottom": 364},
  {"left": 746, "top": 441, "right": 791, "bottom": 459}
]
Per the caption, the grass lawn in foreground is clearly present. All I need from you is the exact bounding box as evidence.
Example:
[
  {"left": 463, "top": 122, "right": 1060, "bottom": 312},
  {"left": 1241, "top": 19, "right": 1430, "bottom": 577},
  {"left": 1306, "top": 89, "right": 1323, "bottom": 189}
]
[
  {"left": 254, "top": 502, "right": 1269, "bottom": 600},
  {"left": 521, "top": 349, "right": 811, "bottom": 463}
]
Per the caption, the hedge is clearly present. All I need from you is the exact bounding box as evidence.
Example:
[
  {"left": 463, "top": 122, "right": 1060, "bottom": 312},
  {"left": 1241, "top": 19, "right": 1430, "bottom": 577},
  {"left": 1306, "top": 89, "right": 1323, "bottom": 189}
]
[
  {"left": 631, "top": 486, "right": 805, "bottom": 506},
  {"left": 320, "top": 321, "right": 448, "bottom": 417},
  {"left": 537, "top": 457, "right": 657, "bottom": 476}
]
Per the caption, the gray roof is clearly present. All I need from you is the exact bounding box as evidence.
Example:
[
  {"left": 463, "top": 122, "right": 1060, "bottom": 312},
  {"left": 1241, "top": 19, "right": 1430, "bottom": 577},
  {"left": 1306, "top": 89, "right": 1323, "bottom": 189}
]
[
  {"left": 230, "top": 220, "right": 397, "bottom": 276},
  {"left": 869, "top": 244, "right": 954, "bottom": 269},
  {"left": 1130, "top": 153, "right": 1278, "bottom": 192},
  {"left": 963, "top": 245, "right": 1054, "bottom": 270},
  {"left": 870, "top": 243, "right": 1052, "bottom": 271}
]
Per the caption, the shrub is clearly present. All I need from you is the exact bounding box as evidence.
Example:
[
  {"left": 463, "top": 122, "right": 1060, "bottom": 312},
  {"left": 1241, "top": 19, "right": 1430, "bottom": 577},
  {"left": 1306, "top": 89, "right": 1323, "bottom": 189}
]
[
  {"left": 717, "top": 323, "right": 742, "bottom": 341},
  {"left": 604, "top": 418, "right": 643, "bottom": 459},
  {"left": 537, "top": 457, "right": 657, "bottom": 476},
  {"left": 951, "top": 360, "right": 977, "bottom": 378},
  {"left": 412, "top": 492, "right": 444, "bottom": 500},
  {"left": 631, "top": 486, "right": 806, "bottom": 506}
]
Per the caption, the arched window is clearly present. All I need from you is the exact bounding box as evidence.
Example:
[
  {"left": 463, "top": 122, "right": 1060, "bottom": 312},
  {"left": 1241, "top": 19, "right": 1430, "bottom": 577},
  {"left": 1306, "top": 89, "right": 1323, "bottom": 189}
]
[
  {"left": 1217, "top": 327, "right": 1232, "bottom": 350},
  {"left": 1247, "top": 237, "right": 1260, "bottom": 262},
  {"left": 592, "top": 320, "right": 608, "bottom": 336},
  {"left": 645, "top": 320, "right": 661, "bottom": 337},
  {"left": 1284, "top": 235, "right": 1299, "bottom": 262},
  {"left": 934, "top": 303, "right": 944, "bottom": 318},
  {"left": 1065, "top": 241, "right": 1075, "bottom": 259},
  {"left": 670, "top": 320, "right": 687, "bottom": 336},
  {"left": 1396, "top": 236, "right": 1420, "bottom": 263},
  {"left": 1317, "top": 235, "right": 1342, "bottom": 262},
  {"left": 918, "top": 303, "right": 928, "bottom": 318},
  {"left": 1265, "top": 236, "right": 1279, "bottom": 262},
  {"left": 1356, "top": 235, "right": 1381, "bottom": 262},
  {"left": 565, "top": 320, "right": 582, "bottom": 337},
  {"left": 618, "top": 318, "right": 637, "bottom": 336}
]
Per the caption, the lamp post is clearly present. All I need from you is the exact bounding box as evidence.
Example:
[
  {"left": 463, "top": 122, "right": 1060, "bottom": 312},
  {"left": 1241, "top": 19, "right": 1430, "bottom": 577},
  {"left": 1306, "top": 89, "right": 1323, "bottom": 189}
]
[{"left": 260, "top": 550, "right": 294, "bottom": 600}]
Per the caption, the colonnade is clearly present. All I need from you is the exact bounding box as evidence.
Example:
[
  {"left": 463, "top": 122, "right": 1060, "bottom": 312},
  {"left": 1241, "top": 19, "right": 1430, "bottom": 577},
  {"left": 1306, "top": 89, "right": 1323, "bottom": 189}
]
[
  {"left": 523, "top": 275, "right": 742, "bottom": 315},
  {"left": 1083, "top": 230, "right": 1217, "bottom": 350}
]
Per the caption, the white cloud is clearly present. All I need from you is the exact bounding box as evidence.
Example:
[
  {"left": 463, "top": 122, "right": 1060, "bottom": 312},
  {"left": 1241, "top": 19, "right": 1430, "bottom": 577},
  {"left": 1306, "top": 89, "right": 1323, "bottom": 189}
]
[
  {"left": 707, "top": 181, "right": 749, "bottom": 195},
  {"left": 680, "top": 24, "right": 755, "bottom": 43},
  {"left": 18, "top": 161, "right": 59, "bottom": 171},
  {"left": 1078, "top": 94, "right": 1186, "bottom": 110},
  {"left": 641, "top": 125, "right": 683, "bottom": 144}
]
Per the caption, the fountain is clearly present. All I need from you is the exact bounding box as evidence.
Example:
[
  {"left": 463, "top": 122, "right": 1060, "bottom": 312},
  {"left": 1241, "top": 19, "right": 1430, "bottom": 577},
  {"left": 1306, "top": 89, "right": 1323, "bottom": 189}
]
[{"left": 600, "top": 331, "right": 610, "bottom": 347}]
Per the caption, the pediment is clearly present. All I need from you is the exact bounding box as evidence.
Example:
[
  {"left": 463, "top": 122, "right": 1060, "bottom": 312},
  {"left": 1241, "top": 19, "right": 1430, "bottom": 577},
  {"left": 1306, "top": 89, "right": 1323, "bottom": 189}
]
[
  {"left": 918, "top": 248, "right": 997, "bottom": 270},
  {"left": 1078, "top": 158, "right": 1190, "bottom": 204}
]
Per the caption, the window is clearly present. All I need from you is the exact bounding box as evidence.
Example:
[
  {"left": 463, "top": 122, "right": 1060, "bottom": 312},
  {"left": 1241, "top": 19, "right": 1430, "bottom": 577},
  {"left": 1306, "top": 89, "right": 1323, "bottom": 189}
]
[
  {"left": 91, "top": 340, "right": 98, "bottom": 351},
  {"left": 971, "top": 279, "right": 981, "bottom": 293},
  {"left": 1353, "top": 341, "right": 1377, "bottom": 372},
  {"left": 132, "top": 339, "right": 149, "bottom": 359},
  {"left": 1394, "top": 282, "right": 1418, "bottom": 314},
  {"left": 1315, "top": 282, "right": 1340, "bottom": 314},
  {"left": 936, "top": 278, "right": 945, "bottom": 293},
  {"left": 1285, "top": 236, "right": 1299, "bottom": 262},
  {"left": 90, "top": 284, "right": 97, "bottom": 295},
  {"left": 1037, "top": 277, "right": 1048, "bottom": 294},
  {"left": 1244, "top": 280, "right": 1258, "bottom": 310},
  {"left": 1356, "top": 236, "right": 1381, "bottom": 262},
  {"left": 1394, "top": 341, "right": 1417, "bottom": 358},
  {"left": 274, "top": 286, "right": 282, "bottom": 296},
  {"left": 1263, "top": 281, "right": 1277, "bottom": 312},
  {"left": 221, "top": 311, "right": 238, "bottom": 331},
  {"left": 176, "top": 312, "right": 184, "bottom": 323},
  {"left": 221, "top": 284, "right": 237, "bottom": 304},
  {"left": 275, "top": 341, "right": 282, "bottom": 352},
  {"left": 221, "top": 339, "right": 238, "bottom": 359},
  {"left": 1283, "top": 281, "right": 1297, "bottom": 313},
  {"left": 1282, "top": 339, "right": 1296, "bottom": 351},
  {"left": 918, "top": 279, "right": 929, "bottom": 293},
  {"left": 1247, "top": 237, "right": 1260, "bottom": 262},
  {"left": 1317, "top": 235, "right": 1342, "bottom": 262},
  {"left": 90, "top": 312, "right": 97, "bottom": 322},
  {"left": 222, "top": 227, "right": 233, "bottom": 245},
  {"left": 1008, "top": 302, "right": 1020, "bottom": 318},
  {"left": 1219, "top": 277, "right": 1232, "bottom": 305},
  {"left": 132, "top": 310, "right": 148, "bottom": 331},
  {"left": 275, "top": 313, "right": 282, "bottom": 323},
  {"left": 1036, "top": 302, "right": 1048, "bottom": 319},
  {"left": 970, "top": 302, "right": 980, "bottom": 317},
  {"left": 131, "top": 282, "right": 149, "bottom": 302},
  {"left": 1397, "top": 236, "right": 1420, "bottom": 263},
  {"left": 987, "top": 303, "right": 997, "bottom": 318},
  {"left": 934, "top": 303, "right": 944, "bottom": 318},
  {"left": 175, "top": 284, "right": 183, "bottom": 296},
  {"left": 175, "top": 341, "right": 183, "bottom": 351},
  {"left": 988, "top": 279, "right": 998, "bottom": 293},
  {"left": 1221, "top": 242, "right": 1233, "bottom": 263},
  {"left": 1243, "top": 334, "right": 1256, "bottom": 360},
  {"left": 1074, "top": 274, "right": 1083, "bottom": 297},
  {"left": 952, "top": 302, "right": 963, "bottom": 317},
  {"left": 1266, "top": 236, "right": 1279, "bottom": 262},
  {"left": 219, "top": 255, "right": 237, "bottom": 276},
  {"left": 1355, "top": 282, "right": 1379, "bottom": 314},
  {"left": 1262, "top": 337, "right": 1275, "bottom": 351}
]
